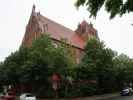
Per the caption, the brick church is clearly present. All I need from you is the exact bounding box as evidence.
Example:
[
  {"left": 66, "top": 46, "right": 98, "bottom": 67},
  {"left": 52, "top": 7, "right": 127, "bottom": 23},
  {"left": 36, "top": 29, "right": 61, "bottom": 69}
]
[{"left": 22, "top": 5, "right": 98, "bottom": 63}]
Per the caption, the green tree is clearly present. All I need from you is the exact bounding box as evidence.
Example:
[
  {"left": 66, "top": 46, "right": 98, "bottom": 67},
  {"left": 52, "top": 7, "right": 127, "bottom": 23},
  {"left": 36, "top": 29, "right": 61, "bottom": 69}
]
[
  {"left": 78, "top": 38, "right": 116, "bottom": 94},
  {"left": 3, "top": 47, "right": 30, "bottom": 85},
  {"left": 0, "top": 62, "right": 6, "bottom": 83},
  {"left": 114, "top": 54, "right": 133, "bottom": 89},
  {"left": 25, "top": 34, "right": 75, "bottom": 81},
  {"left": 75, "top": 0, "right": 133, "bottom": 19},
  {"left": 25, "top": 34, "right": 75, "bottom": 97},
  {"left": 3, "top": 33, "right": 75, "bottom": 97}
]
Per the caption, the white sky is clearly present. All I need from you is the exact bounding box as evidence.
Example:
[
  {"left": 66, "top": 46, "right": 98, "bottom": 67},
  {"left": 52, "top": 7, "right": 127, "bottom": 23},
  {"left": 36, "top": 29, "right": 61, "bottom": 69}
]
[{"left": 0, "top": 0, "right": 133, "bottom": 61}]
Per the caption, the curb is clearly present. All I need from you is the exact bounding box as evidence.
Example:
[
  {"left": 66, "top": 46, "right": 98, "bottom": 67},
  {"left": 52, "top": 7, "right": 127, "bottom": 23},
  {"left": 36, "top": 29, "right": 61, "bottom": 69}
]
[
  {"left": 39, "top": 93, "right": 120, "bottom": 100},
  {"left": 92, "top": 93, "right": 120, "bottom": 100},
  {"left": 69, "top": 93, "right": 119, "bottom": 100}
]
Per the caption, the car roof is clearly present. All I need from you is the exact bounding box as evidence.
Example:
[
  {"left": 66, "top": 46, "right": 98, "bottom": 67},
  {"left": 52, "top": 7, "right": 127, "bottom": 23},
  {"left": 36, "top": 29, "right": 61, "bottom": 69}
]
[{"left": 21, "top": 93, "right": 33, "bottom": 95}]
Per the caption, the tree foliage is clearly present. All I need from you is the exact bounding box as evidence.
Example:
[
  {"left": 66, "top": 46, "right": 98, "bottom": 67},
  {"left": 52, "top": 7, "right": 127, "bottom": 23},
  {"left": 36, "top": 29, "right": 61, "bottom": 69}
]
[
  {"left": 75, "top": 0, "right": 133, "bottom": 19},
  {"left": 113, "top": 54, "right": 133, "bottom": 89},
  {"left": 2, "top": 33, "right": 133, "bottom": 97},
  {"left": 3, "top": 47, "right": 29, "bottom": 84},
  {"left": 1, "top": 34, "right": 75, "bottom": 96},
  {"left": 77, "top": 38, "right": 116, "bottom": 93}
]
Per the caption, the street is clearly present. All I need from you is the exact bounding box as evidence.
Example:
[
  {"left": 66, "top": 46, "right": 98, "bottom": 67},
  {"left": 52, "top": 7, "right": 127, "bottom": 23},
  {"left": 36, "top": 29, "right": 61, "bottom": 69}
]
[{"left": 101, "top": 95, "right": 133, "bottom": 100}]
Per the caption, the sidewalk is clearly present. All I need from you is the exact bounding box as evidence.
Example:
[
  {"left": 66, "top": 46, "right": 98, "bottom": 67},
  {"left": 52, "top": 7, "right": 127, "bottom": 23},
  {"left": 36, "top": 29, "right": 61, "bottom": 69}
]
[{"left": 40, "top": 93, "right": 120, "bottom": 100}]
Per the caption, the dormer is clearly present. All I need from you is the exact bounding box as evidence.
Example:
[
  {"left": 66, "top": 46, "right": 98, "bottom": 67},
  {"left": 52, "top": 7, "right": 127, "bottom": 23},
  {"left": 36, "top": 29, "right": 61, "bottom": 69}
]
[{"left": 75, "top": 20, "right": 98, "bottom": 41}]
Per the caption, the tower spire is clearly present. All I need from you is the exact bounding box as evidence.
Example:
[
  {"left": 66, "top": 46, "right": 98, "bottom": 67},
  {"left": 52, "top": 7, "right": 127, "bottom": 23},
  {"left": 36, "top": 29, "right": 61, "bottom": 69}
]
[{"left": 32, "top": 4, "right": 36, "bottom": 14}]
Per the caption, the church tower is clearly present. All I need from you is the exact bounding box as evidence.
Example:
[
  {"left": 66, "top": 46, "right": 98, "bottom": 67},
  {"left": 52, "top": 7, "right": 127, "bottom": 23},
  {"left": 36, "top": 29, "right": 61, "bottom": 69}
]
[{"left": 75, "top": 20, "right": 98, "bottom": 41}]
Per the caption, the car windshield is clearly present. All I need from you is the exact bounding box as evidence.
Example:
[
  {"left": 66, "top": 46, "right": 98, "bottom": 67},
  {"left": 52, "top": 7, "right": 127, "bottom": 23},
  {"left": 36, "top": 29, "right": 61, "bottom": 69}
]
[
  {"left": 123, "top": 87, "right": 129, "bottom": 89},
  {"left": 26, "top": 94, "right": 34, "bottom": 97}
]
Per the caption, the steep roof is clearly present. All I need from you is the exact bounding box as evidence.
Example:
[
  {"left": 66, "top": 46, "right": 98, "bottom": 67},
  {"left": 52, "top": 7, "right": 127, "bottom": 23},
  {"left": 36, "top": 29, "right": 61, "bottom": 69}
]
[
  {"left": 23, "top": 5, "right": 98, "bottom": 49},
  {"left": 36, "top": 13, "right": 86, "bottom": 49}
]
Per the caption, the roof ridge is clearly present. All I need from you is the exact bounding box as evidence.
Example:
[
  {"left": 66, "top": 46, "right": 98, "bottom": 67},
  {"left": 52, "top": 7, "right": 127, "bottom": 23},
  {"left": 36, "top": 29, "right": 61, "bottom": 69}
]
[
  {"left": 38, "top": 13, "right": 75, "bottom": 34},
  {"left": 32, "top": 12, "right": 85, "bottom": 49}
]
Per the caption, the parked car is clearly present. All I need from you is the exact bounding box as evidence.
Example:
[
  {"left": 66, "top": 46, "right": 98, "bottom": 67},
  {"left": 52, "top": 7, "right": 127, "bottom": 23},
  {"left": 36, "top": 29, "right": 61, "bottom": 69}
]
[
  {"left": 19, "top": 93, "right": 36, "bottom": 100},
  {"left": 120, "top": 87, "right": 133, "bottom": 96},
  {"left": 0, "top": 92, "right": 16, "bottom": 100}
]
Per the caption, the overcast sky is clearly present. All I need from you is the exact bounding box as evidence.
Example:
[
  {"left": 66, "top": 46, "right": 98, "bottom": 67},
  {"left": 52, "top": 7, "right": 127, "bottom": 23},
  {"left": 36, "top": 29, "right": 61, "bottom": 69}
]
[{"left": 0, "top": 0, "right": 133, "bottom": 61}]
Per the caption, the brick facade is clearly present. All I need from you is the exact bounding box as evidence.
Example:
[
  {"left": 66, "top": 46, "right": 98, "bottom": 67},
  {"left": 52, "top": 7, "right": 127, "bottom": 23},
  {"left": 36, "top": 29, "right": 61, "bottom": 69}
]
[{"left": 22, "top": 5, "right": 98, "bottom": 63}]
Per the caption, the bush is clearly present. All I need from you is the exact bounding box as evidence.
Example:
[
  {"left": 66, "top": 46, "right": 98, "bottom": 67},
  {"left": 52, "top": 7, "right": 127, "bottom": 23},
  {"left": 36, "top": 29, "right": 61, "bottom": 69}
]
[{"left": 58, "top": 80, "right": 97, "bottom": 98}]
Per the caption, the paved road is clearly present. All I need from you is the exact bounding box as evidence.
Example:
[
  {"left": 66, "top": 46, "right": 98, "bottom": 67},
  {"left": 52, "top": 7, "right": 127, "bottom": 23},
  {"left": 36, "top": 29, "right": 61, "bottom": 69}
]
[{"left": 101, "top": 95, "right": 133, "bottom": 100}]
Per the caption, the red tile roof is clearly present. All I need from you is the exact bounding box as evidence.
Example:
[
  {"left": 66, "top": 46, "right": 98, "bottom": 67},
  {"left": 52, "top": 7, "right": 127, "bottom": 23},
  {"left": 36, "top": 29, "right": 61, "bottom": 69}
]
[
  {"left": 22, "top": 5, "right": 98, "bottom": 50},
  {"left": 70, "top": 34, "right": 85, "bottom": 49},
  {"left": 37, "top": 14, "right": 86, "bottom": 49}
]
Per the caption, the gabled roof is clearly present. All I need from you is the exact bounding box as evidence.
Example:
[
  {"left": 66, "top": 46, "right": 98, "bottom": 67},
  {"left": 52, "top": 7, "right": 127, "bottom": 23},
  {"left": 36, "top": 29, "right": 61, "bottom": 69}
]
[
  {"left": 36, "top": 13, "right": 86, "bottom": 49},
  {"left": 23, "top": 5, "right": 98, "bottom": 49}
]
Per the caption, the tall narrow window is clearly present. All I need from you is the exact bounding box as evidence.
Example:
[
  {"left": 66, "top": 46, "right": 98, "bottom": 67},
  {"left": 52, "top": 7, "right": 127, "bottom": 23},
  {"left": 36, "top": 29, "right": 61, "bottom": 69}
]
[{"left": 43, "top": 23, "right": 48, "bottom": 32}]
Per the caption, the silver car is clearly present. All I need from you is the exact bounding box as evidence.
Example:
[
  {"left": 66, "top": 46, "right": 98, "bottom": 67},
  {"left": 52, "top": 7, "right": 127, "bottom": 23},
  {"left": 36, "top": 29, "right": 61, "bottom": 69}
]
[
  {"left": 120, "top": 87, "right": 133, "bottom": 96},
  {"left": 19, "top": 93, "right": 36, "bottom": 100}
]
